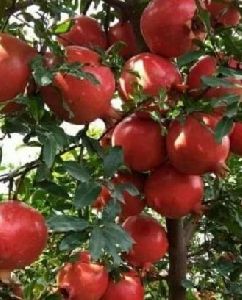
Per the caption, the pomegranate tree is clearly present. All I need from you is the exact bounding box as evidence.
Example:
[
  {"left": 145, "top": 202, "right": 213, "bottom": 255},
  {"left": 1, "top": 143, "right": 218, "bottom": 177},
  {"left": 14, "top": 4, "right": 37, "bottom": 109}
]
[
  {"left": 123, "top": 215, "right": 169, "bottom": 267},
  {"left": 101, "top": 272, "right": 144, "bottom": 300},
  {"left": 0, "top": 201, "right": 48, "bottom": 270},
  {"left": 0, "top": 33, "right": 36, "bottom": 113},
  {"left": 57, "top": 251, "right": 109, "bottom": 300},
  {"left": 140, "top": 0, "right": 197, "bottom": 58},
  {"left": 112, "top": 113, "right": 166, "bottom": 172},
  {"left": 119, "top": 52, "right": 181, "bottom": 100},
  {"left": 166, "top": 113, "right": 230, "bottom": 175},
  {"left": 58, "top": 16, "right": 107, "bottom": 49},
  {"left": 145, "top": 164, "right": 204, "bottom": 218}
]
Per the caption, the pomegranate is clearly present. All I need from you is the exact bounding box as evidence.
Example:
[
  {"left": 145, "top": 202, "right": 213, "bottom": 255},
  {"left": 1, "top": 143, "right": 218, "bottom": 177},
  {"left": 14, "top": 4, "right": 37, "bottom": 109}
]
[
  {"left": 140, "top": 0, "right": 197, "bottom": 58},
  {"left": 112, "top": 113, "right": 166, "bottom": 172},
  {"left": 230, "top": 122, "right": 242, "bottom": 156},
  {"left": 0, "top": 201, "right": 48, "bottom": 270},
  {"left": 187, "top": 55, "right": 217, "bottom": 91},
  {"left": 41, "top": 46, "right": 115, "bottom": 124},
  {"left": 118, "top": 52, "right": 181, "bottom": 100},
  {"left": 206, "top": 1, "right": 241, "bottom": 27},
  {"left": 101, "top": 272, "right": 144, "bottom": 300},
  {"left": 58, "top": 16, "right": 107, "bottom": 49},
  {"left": 145, "top": 164, "right": 204, "bottom": 218},
  {"left": 123, "top": 215, "right": 169, "bottom": 267},
  {"left": 166, "top": 113, "right": 230, "bottom": 175},
  {"left": 108, "top": 22, "right": 137, "bottom": 58},
  {"left": 57, "top": 251, "right": 109, "bottom": 300},
  {"left": 92, "top": 172, "right": 145, "bottom": 220},
  {"left": 0, "top": 33, "right": 37, "bottom": 113}
]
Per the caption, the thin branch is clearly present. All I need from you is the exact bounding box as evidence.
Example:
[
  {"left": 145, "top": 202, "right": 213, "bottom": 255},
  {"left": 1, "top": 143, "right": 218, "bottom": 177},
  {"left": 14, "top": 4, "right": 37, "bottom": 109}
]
[
  {"left": 6, "top": 0, "right": 36, "bottom": 14},
  {"left": 102, "top": 0, "right": 128, "bottom": 10}
]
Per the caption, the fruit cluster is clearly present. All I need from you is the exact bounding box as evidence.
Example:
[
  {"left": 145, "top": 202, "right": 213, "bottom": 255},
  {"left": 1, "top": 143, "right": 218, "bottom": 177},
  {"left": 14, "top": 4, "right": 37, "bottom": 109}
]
[{"left": 0, "top": 0, "right": 241, "bottom": 299}]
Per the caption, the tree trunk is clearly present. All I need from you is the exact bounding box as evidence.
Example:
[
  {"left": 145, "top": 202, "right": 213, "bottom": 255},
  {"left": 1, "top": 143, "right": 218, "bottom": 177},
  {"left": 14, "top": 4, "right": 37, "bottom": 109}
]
[{"left": 166, "top": 219, "right": 187, "bottom": 300}]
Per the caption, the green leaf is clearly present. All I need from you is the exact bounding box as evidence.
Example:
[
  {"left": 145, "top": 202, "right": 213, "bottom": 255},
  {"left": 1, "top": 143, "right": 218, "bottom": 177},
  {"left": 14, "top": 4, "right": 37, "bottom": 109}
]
[
  {"left": 52, "top": 19, "right": 73, "bottom": 34},
  {"left": 38, "top": 181, "right": 69, "bottom": 198},
  {"left": 202, "top": 76, "right": 235, "bottom": 88},
  {"left": 102, "top": 199, "right": 121, "bottom": 221},
  {"left": 31, "top": 56, "right": 53, "bottom": 86},
  {"left": 103, "top": 147, "right": 124, "bottom": 177},
  {"left": 177, "top": 51, "right": 203, "bottom": 68},
  {"left": 35, "top": 164, "right": 51, "bottom": 182},
  {"left": 48, "top": 215, "right": 89, "bottom": 233},
  {"left": 219, "top": 66, "right": 242, "bottom": 77},
  {"left": 63, "top": 161, "right": 90, "bottom": 182},
  {"left": 214, "top": 117, "right": 234, "bottom": 143},
  {"left": 74, "top": 181, "right": 101, "bottom": 209},
  {"left": 43, "top": 135, "right": 57, "bottom": 168},
  {"left": 181, "top": 279, "right": 195, "bottom": 289},
  {"left": 59, "top": 232, "right": 88, "bottom": 251},
  {"left": 89, "top": 227, "right": 105, "bottom": 260}
]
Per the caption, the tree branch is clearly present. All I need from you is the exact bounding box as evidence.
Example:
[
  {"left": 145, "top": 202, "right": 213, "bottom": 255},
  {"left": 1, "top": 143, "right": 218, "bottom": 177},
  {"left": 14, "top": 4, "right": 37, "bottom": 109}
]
[
  {"left": 102, "top": 0, "right": 128, "bottom": 10},
  {"left": 184, "top": 215, "right": 201, "bottom": 246}
]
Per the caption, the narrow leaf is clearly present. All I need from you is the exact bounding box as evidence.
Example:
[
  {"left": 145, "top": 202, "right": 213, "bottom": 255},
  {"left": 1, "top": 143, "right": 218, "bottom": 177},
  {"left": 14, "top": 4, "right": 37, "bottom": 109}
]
[
  {"left": 48, "top": 215, "right": 89, "bottom": 233},
  {"left": 74, "top": 182, "right": 101, "bottom": 209}
]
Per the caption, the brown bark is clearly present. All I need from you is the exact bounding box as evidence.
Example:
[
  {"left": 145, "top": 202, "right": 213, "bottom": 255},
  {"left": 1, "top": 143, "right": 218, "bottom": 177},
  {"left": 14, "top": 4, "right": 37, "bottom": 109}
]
[{"left": 166, "top": 219, "right": 187, "bottom": 300}]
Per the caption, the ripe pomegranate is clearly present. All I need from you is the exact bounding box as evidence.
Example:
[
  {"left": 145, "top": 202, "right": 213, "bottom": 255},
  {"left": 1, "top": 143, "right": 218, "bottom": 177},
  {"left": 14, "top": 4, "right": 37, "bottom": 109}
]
[
  {"left": 57, "top": 251, "right": 109, "bottom": 300},
  {"left": 0, "top": 201, "right": 48, "bottom": 270},
  {"left": 145, "top": 164, "right": 204, "bottom": 218},
  {"left": 230, "top": 122, "right": 242, "bottom": 156},
  {"left": 58, "top": 16, "right": 107, "bottom": 49},
  {"left": 123, "top": 215, "right": 169, "bottom": 267},
  {"left": 41, "top": 46, "right": 115, "bottom": 124},
  {"left": 92, "top": 172, "right": 145, "bottom": 220},
  {"left": 187, "top": 55, "right": 217, "bottom": 91},
  {"left": 118, "top": 52, "right": 181, "bottom": 100},
  {"left": 0, "top": 33, "right": 37, "bottom": 113},
  {"left": 113, "top": 172, "right": 145, "bottom": 221},
  {"left": 140, "top": 0, "right": 197, "bottom": 58},
  {"left": 112, "top": 113, "right": 166, "bottom": 172},
  {"left": 101, "top": 272, "right": 144, "bottom": 300},
  {"left": 166, "top": 113, "right": 230, "bottom": 175},
  {"left": 205, "top": 1, "right": 241, "bottom": 27},
  {"left": 108, "top": 22, "right": 137, "bottom": 58}
]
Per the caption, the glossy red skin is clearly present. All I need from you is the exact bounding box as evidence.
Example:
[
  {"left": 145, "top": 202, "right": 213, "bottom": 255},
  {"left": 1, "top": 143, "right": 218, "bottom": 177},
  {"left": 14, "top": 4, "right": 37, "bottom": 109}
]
[
  {"left": 187, "top": 56, "right": 217, "bottom": 91},
  {"left": 108, "top": 22, "right": 137, "bottom": 58},
  {"left": 0, "top": 201, "right": 48, "bottom": 270},
  {"left": 42, "top": 46, "right": 115, "bottom": 124},
  {"left": 92, "top": 172, "right": 145, "bottom": 220},
  {"left": 113, "top": 172, "right": 145, "bottom": 221},
  {"left": 58, "top": 16, "right": 107, "bottom": 49},
  {"left": 140, "top": 0, "right": 196, "bottom": 58},
  {"left": 123, "top": 215, "right": 169, "bottom": 267},
  {"left": 119, "top": 52, "right": 181, "bottom": 100},
  {"left": 206, "top": 1, "right": 241, "bottom": 26},
  {"left": 101, "top": 272, "right": 144, "bottom": 300},
  {"left": 57, "top": 252, "right": 109, "bottom": 300},
  {"left": 145, "top": 165, "right": 204, "bottom": 218},
  {"left": 230, "top": 122, "right": 242, "bottom": 156},
  {"left": 112, "top": 113, "right": 166, "bottom": 172},
  {"left": 0, "top": 34, "right": 37, "bottom": 113},
  {"left": 166, "top": 113, "right": 230, "bottom": 175}
]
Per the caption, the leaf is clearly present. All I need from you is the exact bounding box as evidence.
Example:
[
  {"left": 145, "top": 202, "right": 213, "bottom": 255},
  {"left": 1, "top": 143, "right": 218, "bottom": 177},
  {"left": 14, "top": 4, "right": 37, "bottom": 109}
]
[
  {"left": 177, "top": 51, "right": 203, "bottom": 68},
  {"left": 52, "top": 19, "right": 73, "bottom": 34},
  {"left": 74, "top": 182, "right": 101, "bottom": 209},
  {"left": 181, "top": 279, "right": 195, "bottom": 289},
  {"left": 59, "top": 232, "right": 88, "bottom": 251},
  {"left": 214, "top": 117, "right": 234, "bottom": 143},
  {"left": 31, "top": 56, "right": 54, "bottom": 86},
  {"left": 48, "top": 215, "right": 89, "bottom": 233},
  {"left": 202, "top": 76, "right": 235, "bottom": 88},
  {"left": 43, "top": 135, "right": 57, "bottom": 168},
  {"left": 63, "top": 161, "right": 90, "bottom": 182},
  {"left": 103, "top": 147, "right": 124, "bottom": 177},
  {"left": 38, "top": 181, "right": 69, "bottom": 198},
  {"left": 35, "top": 164, "right": 51, "bottom": 182},
  {"left": 89, "top": 227, "right": 105, "bottom": 260},
  {"left": 102, "top": 199, "right": 121, "bottom": 221},
  {"left": 219, "top": 66, "right": 242, "bottom": 77}
]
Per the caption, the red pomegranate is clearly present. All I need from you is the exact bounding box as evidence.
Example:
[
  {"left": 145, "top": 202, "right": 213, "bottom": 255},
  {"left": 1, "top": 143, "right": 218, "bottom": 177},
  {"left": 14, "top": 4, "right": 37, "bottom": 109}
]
[
  {"left": 140, "top": 0, "right": 197, "bottom": 58},
  {"left": 166, "top": 113, "right": 230, "bottom": 175},
  {"left": 206, "top": 1, "right": 241, "bottom": 27},
  {"left": 101, "top": 272, "right": 144, "bottom": 300},
  {"left": 187, "top": 55, "right": 217, "bottom": 91},
  {"left": 92, "top": 172, "right": 145, "bottom": 220},
  {"left": 145, "top": 164, "right": 204, "bottom": 218},
  {"left": 230, "top": 122, "right": 242, "bottom": 156},
  {"left": 123, "top": 215, "right": 169, "bottom": 267},
  {"left": 118, "top": 52, "right": 181, "bottom": 100},
  {"left": 108, "top": 22, "right": 137, "bottom": 58},
  {"left": 57, "top": 251, "right": 109, "bottom": 300},
  {"left": 41, "top": 46, "right": 115, "bottom": 124},
  {"left": 0, "top": 201, "right": 48, "bottom": 270},
  {"left": 112, "top": 113, "right": 166, "bottom": 172},
  {"left": 58, "top": 16, "right": 107, "bottom": 49},
  {"left": 0, "top": 33, "right": 37, "bottom": 113}
]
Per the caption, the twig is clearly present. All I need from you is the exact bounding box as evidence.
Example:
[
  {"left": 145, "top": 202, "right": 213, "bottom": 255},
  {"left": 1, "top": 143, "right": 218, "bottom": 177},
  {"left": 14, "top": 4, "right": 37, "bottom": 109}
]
[{"left": 6, "top": 0, "right": 35, "bottom": 14}]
